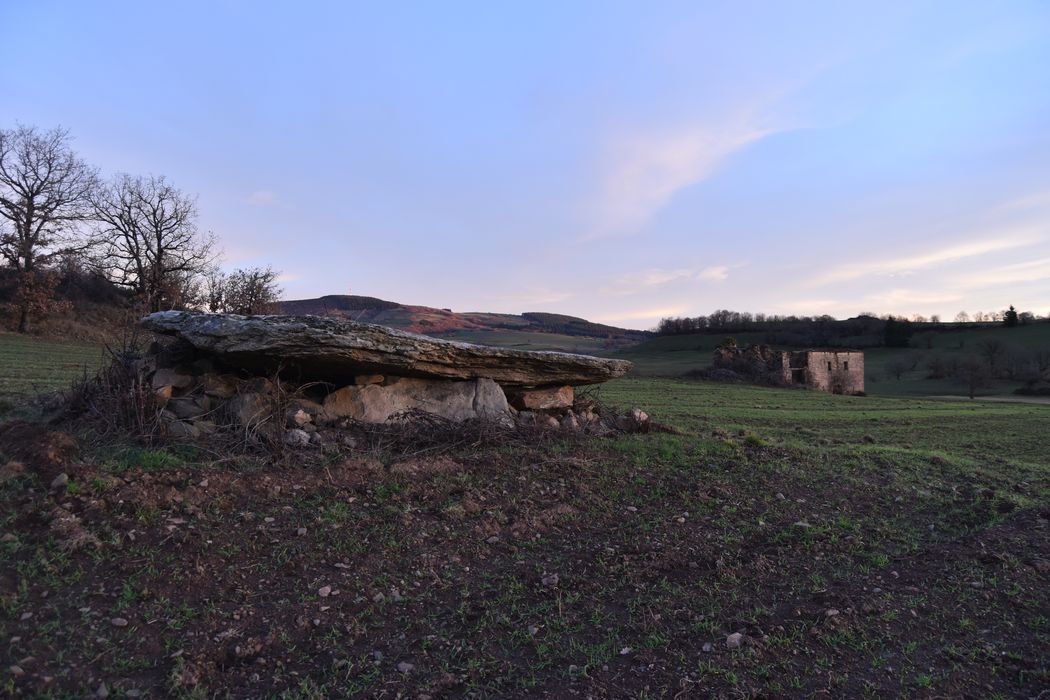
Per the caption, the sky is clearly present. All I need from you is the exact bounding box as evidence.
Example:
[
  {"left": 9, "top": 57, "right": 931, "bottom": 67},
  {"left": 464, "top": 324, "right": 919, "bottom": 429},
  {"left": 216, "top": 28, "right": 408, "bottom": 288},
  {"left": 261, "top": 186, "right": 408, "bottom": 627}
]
[{"left": 2, "top": 1, "right": 1049, "bottom": 329}]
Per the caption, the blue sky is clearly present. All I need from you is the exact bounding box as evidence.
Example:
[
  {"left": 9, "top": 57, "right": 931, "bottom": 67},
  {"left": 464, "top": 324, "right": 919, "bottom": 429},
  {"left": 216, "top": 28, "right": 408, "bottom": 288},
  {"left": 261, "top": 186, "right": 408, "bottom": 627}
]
[{"left": 3, "top": 1, "right": 1049, "bottom": 329}]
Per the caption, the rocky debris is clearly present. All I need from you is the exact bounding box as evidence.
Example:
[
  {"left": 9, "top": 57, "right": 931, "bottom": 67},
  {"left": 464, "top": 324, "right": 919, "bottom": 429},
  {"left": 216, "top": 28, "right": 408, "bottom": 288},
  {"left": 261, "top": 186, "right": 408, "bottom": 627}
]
[
  {"left": 726, "top": 632, "right": 744, "bottom": 649},
  {"left": 125, "top": 313, "right": 656, "bottom": 444},
  {"left": 141, "top": 311, "right": 631, "bottom": 388}
]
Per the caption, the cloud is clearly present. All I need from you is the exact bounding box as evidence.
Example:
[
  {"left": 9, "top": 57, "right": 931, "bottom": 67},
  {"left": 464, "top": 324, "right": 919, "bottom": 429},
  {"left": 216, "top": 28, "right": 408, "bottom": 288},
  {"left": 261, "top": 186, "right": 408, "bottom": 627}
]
[
  {"left": 697, "top": 265, "right": 730, "bottom": 281},
  {"left": 604, "top": 264, "right": 734, "bottom": 296},
  {"left": 585, "top": 120, "right": 777, "bottom": 238},
  {"left": 246, "top": 190, "right": 280, "bottom": 207},
  {"left": 807, "top": 228, "right": 1045, "bottom": 286}
]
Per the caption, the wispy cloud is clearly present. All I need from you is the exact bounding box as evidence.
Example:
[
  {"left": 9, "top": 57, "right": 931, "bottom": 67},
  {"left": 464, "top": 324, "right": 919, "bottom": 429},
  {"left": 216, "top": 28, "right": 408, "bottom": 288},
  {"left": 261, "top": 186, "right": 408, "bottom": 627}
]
[
  {"left": 697, "top": 265, "right": 730, "bottom": 281},
  {"left": 585, "top": 120, "right": 778, "bottom": 239},
  {"left": 604, "top": 264, "right": 736, "bottom": 296},
  {"left": 246, "top": 190, "right": 281, "bottom": 207},
  {"left": 807, "top": 228, "right": 1045, "bottom": 286}
]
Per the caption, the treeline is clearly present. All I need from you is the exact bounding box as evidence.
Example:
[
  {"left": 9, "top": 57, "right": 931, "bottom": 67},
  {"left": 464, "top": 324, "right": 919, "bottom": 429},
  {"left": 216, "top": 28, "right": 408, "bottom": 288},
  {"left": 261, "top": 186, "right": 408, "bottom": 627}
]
[
  {"left": 656, "top": 308, "right": 1045, "bottom": 348},
  {"left": 0, "top": 124, "right": 282, "bottom": 333}
]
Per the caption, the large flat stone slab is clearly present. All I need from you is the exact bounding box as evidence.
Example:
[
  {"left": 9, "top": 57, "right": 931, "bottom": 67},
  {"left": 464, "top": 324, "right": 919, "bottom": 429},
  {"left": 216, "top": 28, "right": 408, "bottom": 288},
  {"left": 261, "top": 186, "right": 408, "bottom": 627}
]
[{"left": 140, "top": 312, "right": 632, "bottom": 388}]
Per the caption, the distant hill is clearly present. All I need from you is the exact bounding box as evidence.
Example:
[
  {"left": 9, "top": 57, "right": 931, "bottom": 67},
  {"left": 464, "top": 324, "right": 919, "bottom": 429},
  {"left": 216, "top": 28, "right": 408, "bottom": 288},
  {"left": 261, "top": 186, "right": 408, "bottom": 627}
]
[{"left": 277, "top": 295, "right": 651, "bottom": 344}]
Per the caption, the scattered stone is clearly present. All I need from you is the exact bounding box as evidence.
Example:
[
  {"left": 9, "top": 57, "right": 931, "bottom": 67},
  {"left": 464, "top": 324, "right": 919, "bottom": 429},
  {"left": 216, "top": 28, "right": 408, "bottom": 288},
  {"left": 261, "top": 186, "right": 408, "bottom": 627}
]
[
  {"left": 167, "top": 396, "right": 210, "bottom": 420},
  {"left": 0, "top": 533, "right": 17, "bottom": 543},
  {"left": 486, "top": 536, "right": 500, "bottom": 544},
  {"left": 110, "top": 617, "right": 128, "bottom": 627},
  {"left": 541, "top": 573, "right": 559, "bottom": 587},
  {"left": 154, "top": 385, "right": 173, "bottom": 406},
  {"left": 372, "top": 592, "right": 386, "bottom": 604},
  {"left": 560, "top": 412, "right": 580, "bottom": 431},
  {"left": 95, "top": 682, "right": 109, "bottom": 698},
  {"left": 201, "top": 374, "right": 238, "bottom": 399},
  {"left": 283, "top": 429, "right": 311, "bottom": 447},
  {"left": 152, "top": 368, "right": 192, "bottom": 391},
  {"left": 527, "top": 625, "right": 539, "bottom": 636},
  {"left": 702, "top": 642, "right": 713, "bottom": 653},
  {"left": 726, "top": 632, "right": 744, "bottom": 649},
  {"left": 8, "top": 665, "right": 24, "bottom": 676},
  {"left": 775, "top": 492, "right": 786, "bottom": 501},
  {"left": 825, "top": 608, "right": 840, "bottom": 618},
  {"left": 317, "top": 586, "right": 332, "bottom": 598},
  {"left": 396, "top": 661, "right": 415, "bottom": 674},
  {"left": 19, "top": 612, "right": 32, "bottom": 621},
  {"left": 297, "top": 527, "right": 307, "bottom": 536},
  {"left": 50, "top": 473, "right": 69, "bottom": 490},
  {"left": 227, "top": 392, "right": 271, "bottom": 427},
  {"left": 287, "top": 408, "right": 312, "bottom": 428},
  {"left": 619, "top": 646, "right": 633, "bottom": 655},
  {"left": 167, "top": 421, "right": 201, "bottom": 439}
]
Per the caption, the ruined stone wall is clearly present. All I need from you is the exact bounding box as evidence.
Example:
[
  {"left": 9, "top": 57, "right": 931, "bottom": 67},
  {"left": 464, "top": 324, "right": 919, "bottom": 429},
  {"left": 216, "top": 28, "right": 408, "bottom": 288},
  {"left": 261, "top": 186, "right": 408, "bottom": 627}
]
[{"left": 804, "top": 351, "right": 865, "bottom": 394}]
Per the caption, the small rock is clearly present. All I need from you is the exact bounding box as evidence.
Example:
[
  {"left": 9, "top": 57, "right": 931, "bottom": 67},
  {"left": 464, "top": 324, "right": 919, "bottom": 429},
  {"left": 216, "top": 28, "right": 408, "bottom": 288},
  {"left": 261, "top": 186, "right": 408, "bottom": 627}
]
[
  {"left": 1, "top": 533, "right": 17, "bottom": 543},
  {"left": 372, "top": 650, "right": 384, "bottom": 662},
  {"left": 372, "top": 592, "right": 386, "bottom": 604},
  {"left": 626, "top": 506, "right": 638, "bottom": 513},
  {"left": 283, "top": 429, "right": 311, "bottom": 447},
  {"left": 396, "top": 661, "right": 414, "bottom": 674},
  {"left": 726, "top": 632, "right": 744, "bottom": 649},
  {"left": 19, "top": 612, "right": 32, "bottom": 621},
  {"left": 318, "top": 586, "right": 332, "bottom": 598},
  {"left": 541, "top": 573, "right": 559, "bottom": 587},
  {"left": 110, "top": 617, "right": 128, "bottom": 627},
  {"left": 527, "top": 625, "right": 539, "bottom": 636},
  {"left": 825, "top": 608, "right": 840, "bottom": 617},
  {"left": 702, "top": 642, "right": 713, "bottom": 653},
  {"left": 95, "top": 682, "right": 109, "bottom": 698},
  {"left": 486, "top": 535, "right": 500, "bottom": 544},
  {"left": 8, "top": 665, "right": 24, "bottom": 676},
  {"left": 619, "top": 646, "right": 633, "bottom": 655},
  {"left": 297, "top": 527, "right": 307, "bottom": 536},
  {"left": 775, "top": 492, "right": 786, "bottom": 501},
  {"left": 50, "top": 473, "right": 69, "bottom": 490}
]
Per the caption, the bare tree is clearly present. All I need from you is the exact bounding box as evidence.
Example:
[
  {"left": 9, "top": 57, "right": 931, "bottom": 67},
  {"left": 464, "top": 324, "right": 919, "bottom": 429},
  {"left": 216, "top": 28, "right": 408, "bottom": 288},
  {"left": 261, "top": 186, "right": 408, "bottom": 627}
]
[
  {"left": 0, "top": 125, "right": 98, "bottom": 331},
  {"left": 885, "top": 356, "right": 909, "bottom": 380},
  {"left": 207, "top": 266, "right": 282, "bottom": 315},
  {"left": 91, "top": 173, "right": 216, "bottom": 312},
  {"left": 954, "top": 355, "right": 992, "bottom": 399},
  {"left": 977, "top": 339, "right": 1006, "bottom": 376},
  {"left": 954, "top": 311, "right": 970, "bottom": 323}
]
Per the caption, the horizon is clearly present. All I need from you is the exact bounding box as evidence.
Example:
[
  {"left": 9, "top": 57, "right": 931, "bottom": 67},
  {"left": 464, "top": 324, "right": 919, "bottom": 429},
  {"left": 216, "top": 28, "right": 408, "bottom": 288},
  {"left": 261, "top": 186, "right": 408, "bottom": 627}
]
[{"left": 3, "top": 1, "right": 1049, "bottom": 330}]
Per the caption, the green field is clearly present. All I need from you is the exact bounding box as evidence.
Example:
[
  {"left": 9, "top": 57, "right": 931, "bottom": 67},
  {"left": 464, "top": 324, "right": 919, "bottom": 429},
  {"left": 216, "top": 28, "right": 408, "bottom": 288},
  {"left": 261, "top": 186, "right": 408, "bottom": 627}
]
[
  {"left": 611, "top": 323, "right": 1050, "bottom": 398},
  {"left": 0, "top": 332, "right": 104, "bottom": 398},
  {"left": 1, "top": 368, "right": 1048, "bottom": 695}
]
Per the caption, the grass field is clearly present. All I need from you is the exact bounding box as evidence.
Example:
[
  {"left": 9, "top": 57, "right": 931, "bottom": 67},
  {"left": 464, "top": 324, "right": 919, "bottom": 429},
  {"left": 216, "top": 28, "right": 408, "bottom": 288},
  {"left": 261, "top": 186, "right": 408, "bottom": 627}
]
[
  {"left": 1, "top": 375, "right": 1047, "bottom": 697},
  {"left": 0, "top": 333, "right": 104, "bottom": 398},
  {"left": 612, "top": 323, "right": 1050, "bottom": 398}
]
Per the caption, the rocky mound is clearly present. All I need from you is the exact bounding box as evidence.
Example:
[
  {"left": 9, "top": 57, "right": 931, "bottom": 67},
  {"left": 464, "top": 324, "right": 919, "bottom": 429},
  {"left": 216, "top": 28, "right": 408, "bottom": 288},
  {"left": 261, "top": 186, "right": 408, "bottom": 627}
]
[{"left": 135, "top": 312, "right": 648, "bottom": 443}]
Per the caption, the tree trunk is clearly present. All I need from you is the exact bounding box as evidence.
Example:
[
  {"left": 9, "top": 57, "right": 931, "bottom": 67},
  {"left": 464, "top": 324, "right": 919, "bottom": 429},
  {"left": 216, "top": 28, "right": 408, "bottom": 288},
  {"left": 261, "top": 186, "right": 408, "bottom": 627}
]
[{"left": 17, "top": 306, "right": 30, "bottom": 333}]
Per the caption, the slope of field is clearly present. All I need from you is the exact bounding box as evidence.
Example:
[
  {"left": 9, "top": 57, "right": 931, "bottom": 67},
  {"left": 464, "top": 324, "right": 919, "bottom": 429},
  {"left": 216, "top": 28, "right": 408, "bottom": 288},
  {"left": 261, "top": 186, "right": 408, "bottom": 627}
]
[
  {"left": 0, "top": 333, "right": 104, "bottom": 399},
  {"left": 1, "top": 378, "right": 1046, "bottom": 697}
]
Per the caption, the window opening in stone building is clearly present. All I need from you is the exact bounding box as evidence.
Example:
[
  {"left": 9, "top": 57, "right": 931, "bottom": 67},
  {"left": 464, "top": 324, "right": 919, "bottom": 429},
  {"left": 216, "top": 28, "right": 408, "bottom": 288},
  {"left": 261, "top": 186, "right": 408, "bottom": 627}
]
[
  {"left": 844, "top": 361, "right": 849, "bottom": 370},
  {"left": 827, "top": 361, "right": 832, "bottom": 371}
]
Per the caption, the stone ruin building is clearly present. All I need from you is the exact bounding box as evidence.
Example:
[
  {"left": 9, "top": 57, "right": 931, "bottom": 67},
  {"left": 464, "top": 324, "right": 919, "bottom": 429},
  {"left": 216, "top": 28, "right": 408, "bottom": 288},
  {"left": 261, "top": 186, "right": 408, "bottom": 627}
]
[{"left": 712, "top": 343, "right": 864, "bottom": 395}]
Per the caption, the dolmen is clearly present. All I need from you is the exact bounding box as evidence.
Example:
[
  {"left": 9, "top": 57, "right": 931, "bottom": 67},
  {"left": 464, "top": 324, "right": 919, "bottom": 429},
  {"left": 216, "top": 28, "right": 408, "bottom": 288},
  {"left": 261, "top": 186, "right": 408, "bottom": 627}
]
[{"left": 138, "top": 312, "right": 641, "bottom": 442}]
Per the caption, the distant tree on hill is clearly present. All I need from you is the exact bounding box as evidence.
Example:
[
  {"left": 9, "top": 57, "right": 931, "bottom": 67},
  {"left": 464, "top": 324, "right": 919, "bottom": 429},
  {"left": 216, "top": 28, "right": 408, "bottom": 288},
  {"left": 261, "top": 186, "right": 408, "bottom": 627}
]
[
  {"left": 883, "top": 317, "right": 914, "bottom": 347},
  {"left": 207, "top": 266, "right": 282, "bottom": 315},
  {"left": 1003, "top": 305, "right": 1019, "bottom": 327},
  {"left": 954, "top": 311, "right": 970, "bottom": 323},
  {"left": 885, "top": 356, "right": 909, "bottom": 380},
  {"left": 1018, "top": 311, "right": 1035, "bottom": 325},
  {"left": 0, "top": 125, "right": 98, "bottom": 331},
  {"left": 954, "top": 355, "right": 992, "bottom": 399},
  {"left": 91, "top": 173, "right": 217, "bottom": 312},
  {"left": 978, "top": 339, "right": 1006, "bottom": 376}
]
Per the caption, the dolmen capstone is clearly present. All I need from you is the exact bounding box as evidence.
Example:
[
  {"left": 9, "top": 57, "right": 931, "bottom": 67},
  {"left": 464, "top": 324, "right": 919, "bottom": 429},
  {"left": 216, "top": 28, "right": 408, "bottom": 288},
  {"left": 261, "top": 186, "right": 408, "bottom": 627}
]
[{"left": 139, "top": 311, "right": 640, "bottom": 441}]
